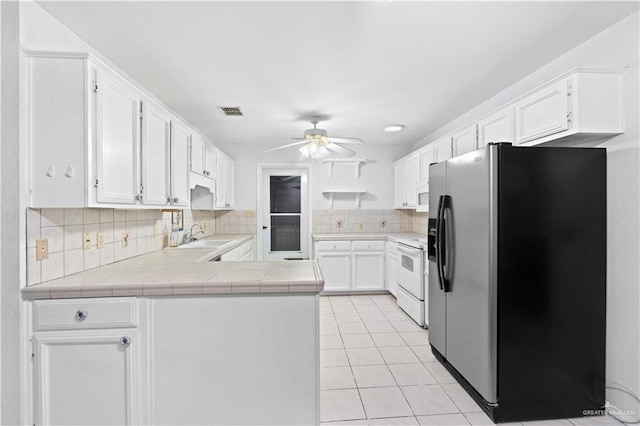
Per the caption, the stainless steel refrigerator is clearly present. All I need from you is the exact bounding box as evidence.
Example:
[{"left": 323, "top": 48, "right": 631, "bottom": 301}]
[{"left": 428, "top": 143, "right": 606, "bottom": 423}]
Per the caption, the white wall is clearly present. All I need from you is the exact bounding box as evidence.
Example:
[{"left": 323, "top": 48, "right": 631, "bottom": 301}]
[
  {"left": 218, "top": 142, "right": 410, "bottom": 211},
  {"left": 412, "top": 12, "right": 640, "bottom": 420},
  {"left": 1, "top": 2, "right": 22, "bottom": 424}
]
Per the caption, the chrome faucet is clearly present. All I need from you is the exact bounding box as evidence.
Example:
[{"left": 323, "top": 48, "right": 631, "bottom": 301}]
[{"left": 182, "top": 223, "right": 205, "bottom": 244}]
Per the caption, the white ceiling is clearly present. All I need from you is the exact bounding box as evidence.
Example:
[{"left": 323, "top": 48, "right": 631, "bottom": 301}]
[{"left": 37, "top": 1, "right": 639, "bottom": 149}]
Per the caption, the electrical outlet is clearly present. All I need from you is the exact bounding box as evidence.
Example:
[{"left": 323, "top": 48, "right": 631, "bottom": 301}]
[
  {"left": 380, "top": 219, "right": 387, "bottom": 228},
  {"left": 336, "top": 219, "right": 343, "bottom": 229},
  {"left": 36, "top": 239, "right": 49, "bottom": 261},
  {"left": 121, "top": 232, "right": 130, "bottom": 248},
  {"left": 83, "top": 233, "right": 92, "bottom": 250},
  {"left": 202, "top": 222, "right": 207, "bottom": 231},
  {"left": 152, "top": 224, "right": 158, "bottom": 238},
  {"left": 97, "top": 232, "right": 104, "bottom": 249},
  {"left": 245, "top": 211, "right": 256, "bottom": 218},
  {"left": 359, "top": 223, "right": 365, "bottom": 231}
]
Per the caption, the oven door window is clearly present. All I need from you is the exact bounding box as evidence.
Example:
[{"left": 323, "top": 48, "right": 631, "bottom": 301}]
[{"left": 401, "top": 255, "right": 414, "bottom": 272}]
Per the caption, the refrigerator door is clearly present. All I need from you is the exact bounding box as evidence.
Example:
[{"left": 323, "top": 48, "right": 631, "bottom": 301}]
[
  {"left": 428, "top": 161, "right": 447, "bottom": 356},
  {"left": 444, "top": 146, "right": 498, "bottom": 404}
]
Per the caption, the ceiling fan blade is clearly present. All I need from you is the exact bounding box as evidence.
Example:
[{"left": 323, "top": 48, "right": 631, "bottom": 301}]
[
  {"left": 326, "top": 137, "right": 364, "bottom": 144},
  {"left": 264, "top": 140, "right": 309, "bottom": 153},
  {"left": 326, "top": 143, "right": 356, "bottom": 156}
]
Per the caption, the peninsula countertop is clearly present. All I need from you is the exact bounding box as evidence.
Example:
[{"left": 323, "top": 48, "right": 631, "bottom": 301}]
[{"left": 22, "top": 235, "right": 323, "bottom": 300}]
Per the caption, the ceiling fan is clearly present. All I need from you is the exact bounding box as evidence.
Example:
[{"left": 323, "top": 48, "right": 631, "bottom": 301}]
[{"left": 265, "top": 116, "right": 363, "bottom": 160}]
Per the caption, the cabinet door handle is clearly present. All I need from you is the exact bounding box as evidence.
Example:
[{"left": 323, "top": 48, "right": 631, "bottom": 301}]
[
  {"left": 75, "top": 310, "right": 87, "bottom": 321},
  {"left": 120, "top": 336, "right": 131, "bottom": 347}
]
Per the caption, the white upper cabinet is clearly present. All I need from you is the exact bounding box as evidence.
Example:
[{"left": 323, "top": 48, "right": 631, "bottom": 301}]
[
  {"left": 515, "top": 80, "right": 569, "bottom": 144},
  {"left": 140, "top": 101, "right": 171, "bottom": 206},
  {"left": 25, "top": 52, "right": 195, "bottom": 209},
  {"left": 478, "top": 106, "right": 515, "bottom": 148},
  {"left": 215, "top": 150, "right": 234, "bottom": 209},
  {"left": 394, "top": 160, "right": 407, "bottom": 208},
  {"left": 419, "top": 145, "right": 434, "bottom": 183},
  {"left": 433, "top": 137, "right": 453, "bottom": 163},
  {"left": 95, "top": 67, "right": 141, "bottom": 205},
  {"left": 170, "top": 122, "right": 191, "bottom": 207},
  {"left": 405, "top": 153, "right": 420, "bottom": 207},
  {"left": 452, "top": 125, "right": 478, "bottom": 157},
  {"left": 394, "top": 153, "right": 420, "bottom": 209},
  {"left": 190, "top": 135, "right": 216, "bottom": 179},
  {"left": 515, "top": 70, "right": 624, "bottom": 146}
]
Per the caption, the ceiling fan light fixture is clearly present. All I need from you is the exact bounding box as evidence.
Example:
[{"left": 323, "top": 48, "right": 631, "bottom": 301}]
[
  {"left": 299, "top": 140, "right": 330, "bottom": 160},
  {"left": 384, "top": 124, "right": 406, "bottom": 132}
]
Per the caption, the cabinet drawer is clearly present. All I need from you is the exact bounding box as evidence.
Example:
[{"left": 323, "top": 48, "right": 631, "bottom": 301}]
[
  {"left": 33, "top": 297, "right": 137, "bottom": 331},
  {"left": 352, "top": 240, "right": 385, "bottom": 251},
  {"left": 315, "top": 241, "right": 351, "bottom": 252}
]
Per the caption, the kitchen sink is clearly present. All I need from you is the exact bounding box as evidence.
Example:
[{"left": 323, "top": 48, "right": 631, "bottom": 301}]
[{"left": 177, "top": 240, "right": 232, "bottom": 249}]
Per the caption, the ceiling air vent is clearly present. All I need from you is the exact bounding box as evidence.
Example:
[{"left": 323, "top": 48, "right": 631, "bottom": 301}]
[{"left": 218, "top": 106, "right": 243, "bottom": 117}]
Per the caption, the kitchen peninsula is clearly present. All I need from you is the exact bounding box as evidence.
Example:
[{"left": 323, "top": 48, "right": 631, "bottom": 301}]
[{"left": 22, "top": 238, "right": 323, "bottom": 425}]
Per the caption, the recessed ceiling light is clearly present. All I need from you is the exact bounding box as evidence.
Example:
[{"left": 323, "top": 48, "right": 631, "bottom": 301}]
[{"left": 384, "top": 125, "right": 405, "bottom": 132}]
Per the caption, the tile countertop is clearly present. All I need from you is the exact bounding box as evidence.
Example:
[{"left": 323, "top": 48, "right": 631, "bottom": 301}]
[
  {"left": 312, "top": 232, "right": 426, "bottom": 242},
  {"left": 22, "top": 234, "right": 324, "bottom": 300}
]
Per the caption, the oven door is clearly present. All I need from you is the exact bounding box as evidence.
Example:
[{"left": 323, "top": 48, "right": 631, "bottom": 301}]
[{"left": 396, "top": 244, "right": 424, "bottom": 300}]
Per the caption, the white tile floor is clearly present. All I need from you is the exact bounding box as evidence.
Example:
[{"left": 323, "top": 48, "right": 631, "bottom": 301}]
[{"left": 319, "top": 294, "right": 622, "bottom": 426}]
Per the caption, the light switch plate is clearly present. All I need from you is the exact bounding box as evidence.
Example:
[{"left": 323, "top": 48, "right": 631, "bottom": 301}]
[
  {"left": 97, "top": 232, "right": 104, "bottom": 249},
  {"left": 36, "top": 239, "right": 49, "bottom": 260},
  {"left": 83, "top": 233, "right": 92, "bottom": 250}
]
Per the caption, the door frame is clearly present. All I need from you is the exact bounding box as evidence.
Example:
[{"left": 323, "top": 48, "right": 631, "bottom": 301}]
[{"left": 256, "top": 163, "right": 312, "bottom": 261}]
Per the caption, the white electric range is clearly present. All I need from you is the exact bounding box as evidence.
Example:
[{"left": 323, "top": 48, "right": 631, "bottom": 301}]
[{"left": 396, "top": 238, "right": 428, "bottom": 327}]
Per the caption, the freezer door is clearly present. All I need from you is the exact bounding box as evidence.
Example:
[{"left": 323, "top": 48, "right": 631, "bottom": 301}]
[
  {"left": 428, "top": 161, "right": 446, "bottom": 356},
  {"left": 444, "top": 146, "right": 498, "bottom": 404}
]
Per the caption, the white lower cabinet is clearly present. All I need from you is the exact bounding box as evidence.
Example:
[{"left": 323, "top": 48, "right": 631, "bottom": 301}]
[
  {"left": 30, "top": 293, "right": 319, "bottom": 426},
  {"left": 31, "top": 297, "right": 140, "bottom": 425},
  {"left": 317, "top": 251, "right": 352, "bottom": 291},
  {"left": 149, "top": 295, "right": 317, "bottom": 425},
  {"left": 386, "top": 242, "right": 398, "bottom": 297},
  {"left": 220, "top": 237, "right": 255, "bottom": 261},
  {"left": 33, "top": 331, "right": 138, "bottom": 426},
  {"left": 315, "top": 240, "right": 385, "bottom": 292}
]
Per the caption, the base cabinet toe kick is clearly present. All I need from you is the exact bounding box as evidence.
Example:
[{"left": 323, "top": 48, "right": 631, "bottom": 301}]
[{"left": 28, "top": 294, "right": 320, "bottom": 426}]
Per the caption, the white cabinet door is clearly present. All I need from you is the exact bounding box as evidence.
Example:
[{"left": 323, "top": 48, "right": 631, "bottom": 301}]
[
  {"left": 515, "top": 79, "right": 570, "bottom": 144},
  {"left": 386, "top": 243, "right": 398, "bottom": 297},
  {"left": 141, "top": 101, "right": 171, "bottom": 206},
  {"left": 394, "top": 160, "right": 407, "bottom": 208},
  {"left": 170, "top": 122, "right": 191, "bottom": 207},
  {"left": 33, "top": 331, "right": 137, "bottom": 425},
  {"left": 433, "top": 137, "right": 452, "bottom": 163},
  {"left": 316, "top": 251, "right": 351, "bottom": 291},
  {"left": 452, "top": 125, "right": 478, "bottom": 157},
  {"left": 353, "top": 251, "right": 385, "bottom": 291},
  {"left": 478, "top": 106, "right": 515, "bottom": 148},
  {"left": 226, "top": 160, "right": 235, "bottom": 209},
  {"left": 190, "top": 134, "right": 206, "bottom": 177},
  {"left": 419, "top": 146, "right": 434, "bottom": 183},
  {"left": 405, "top": 153, "right": 420, "bottom": 207},
  {"left": 205, "top": 143, "right": 217, "bottom": 179},
  {"left": 95, "top": 69, "right": 140, "bottom": 204},
  {"left": 215, "top": 151, "right": 234, "bottom": 209}
]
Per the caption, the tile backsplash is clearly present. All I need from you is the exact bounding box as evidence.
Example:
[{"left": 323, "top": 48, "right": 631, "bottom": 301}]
[
  {"left": 312, "top": 209, "right": 414, "bottom": 234},
  {"left": 27, "top": 207, "right": 418, "bottom": 285}
]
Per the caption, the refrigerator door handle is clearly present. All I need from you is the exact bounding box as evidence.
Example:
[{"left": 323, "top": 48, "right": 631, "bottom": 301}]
[
  {"left": 439, "top": 195, "right": 452, "bottom": 293},
  {"left": 435, "top": 195, "right": 445, "bottom": 291}
]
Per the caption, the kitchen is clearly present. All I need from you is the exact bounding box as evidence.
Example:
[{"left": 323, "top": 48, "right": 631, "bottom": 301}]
[{"left": 0, "top": 1, "right": 639, "bottom": 425}]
